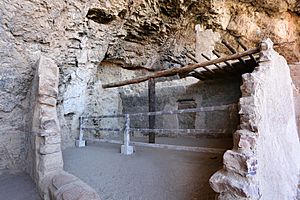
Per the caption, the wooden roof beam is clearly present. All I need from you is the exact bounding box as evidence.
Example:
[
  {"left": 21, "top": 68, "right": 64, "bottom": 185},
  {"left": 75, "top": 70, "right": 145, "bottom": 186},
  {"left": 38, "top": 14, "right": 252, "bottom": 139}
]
[{"left": 102, "top": 46, "right": 260, "bottom": 89}]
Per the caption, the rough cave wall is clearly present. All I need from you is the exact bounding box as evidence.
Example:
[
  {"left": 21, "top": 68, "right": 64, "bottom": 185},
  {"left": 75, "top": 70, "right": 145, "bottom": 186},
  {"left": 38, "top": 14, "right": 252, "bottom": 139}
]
[
  {"left": 0, "top": 0, "right": 300, "bottom": 171},
  {"left": 120, "top": 77, "right": 241, "bottom": 137},
  {"left": 0, "top": 5, "right": 35, "bottom": 171},
  {"left": 210, "top": 40, "right": 300, "bottom": 200},
  {"left": 50, "top": 0, "right": 300, "bottom": 148}
]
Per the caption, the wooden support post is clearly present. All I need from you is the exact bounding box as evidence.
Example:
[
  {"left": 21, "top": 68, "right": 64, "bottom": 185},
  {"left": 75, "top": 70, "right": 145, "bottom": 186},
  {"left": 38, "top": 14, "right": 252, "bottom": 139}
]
[
  {"left": 76, "top": 116, "right": 86, "bottom": 147},
  {"left": 148, "top": 78, "right": 156, "bottom": 143}
]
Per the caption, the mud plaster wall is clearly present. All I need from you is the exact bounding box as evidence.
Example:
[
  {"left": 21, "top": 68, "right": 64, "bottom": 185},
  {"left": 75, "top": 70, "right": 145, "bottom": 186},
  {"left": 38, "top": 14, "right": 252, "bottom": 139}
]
[
  {"left": 253, "top": 51, "right": 300, "bottom": 199},
  {"left": 120, "top": 77, "right": 241, "bottom": 137},
  {"left": 210, "top": 41, "right": 300, "bottom": 200},
  {"left": 290, "top": 63, "right": 300, "bottom": 138}
]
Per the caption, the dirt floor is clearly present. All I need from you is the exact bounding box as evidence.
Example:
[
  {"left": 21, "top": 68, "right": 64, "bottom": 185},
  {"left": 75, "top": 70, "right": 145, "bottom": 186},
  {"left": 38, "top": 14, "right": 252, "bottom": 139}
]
[
  {"left": 0, "top": 172, "right": 41, "bottom": 200},
  {"left": 63, "top": 138, "right": 229, "bottom": 200},
  {"left": 125, "top": 136, "right": 232, "bottom": 149}
]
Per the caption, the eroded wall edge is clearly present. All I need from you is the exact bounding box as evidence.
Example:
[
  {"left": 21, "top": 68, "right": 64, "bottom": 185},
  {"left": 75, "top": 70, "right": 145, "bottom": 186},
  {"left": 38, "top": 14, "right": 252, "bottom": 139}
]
[{"left": 209, "top": 39, "right": 300, "bottom": 200}]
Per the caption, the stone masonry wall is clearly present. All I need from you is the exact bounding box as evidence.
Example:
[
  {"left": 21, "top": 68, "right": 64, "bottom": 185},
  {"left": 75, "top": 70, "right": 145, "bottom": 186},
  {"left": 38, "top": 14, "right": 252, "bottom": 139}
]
[{"left": 210, "top": 39, "right": 300, "bottom": 200}]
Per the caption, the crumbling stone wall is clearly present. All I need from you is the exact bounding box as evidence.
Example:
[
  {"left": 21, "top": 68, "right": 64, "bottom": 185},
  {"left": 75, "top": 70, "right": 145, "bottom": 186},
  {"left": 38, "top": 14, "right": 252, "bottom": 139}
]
[{"left": 210, "top": 39, "right": 300, "bottom": 200}]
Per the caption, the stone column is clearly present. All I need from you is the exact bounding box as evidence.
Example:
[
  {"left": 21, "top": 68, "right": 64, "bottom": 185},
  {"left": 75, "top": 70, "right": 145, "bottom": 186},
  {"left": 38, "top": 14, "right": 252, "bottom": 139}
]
[
  {"left": 29, "top": 56, "right": 101, "bottom": 200},
  {"left": 30, "top": 56, "right": 63, "bottom": 185}
]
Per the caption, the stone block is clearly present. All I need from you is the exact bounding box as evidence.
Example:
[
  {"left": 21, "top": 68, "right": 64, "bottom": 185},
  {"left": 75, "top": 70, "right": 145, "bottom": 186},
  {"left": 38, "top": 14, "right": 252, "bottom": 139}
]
[
  {"left": 40, "top": 118, "right": 59, "bottom": 132},
  {"left": 39, "top": 78, "right": 58, "bottom": 98},
  {"left": 38, "top": 152, "right": 63, "bottom": 174},
  {"left": 258, "top": 38, "right": 274, "bottom": 63},
  {"left": 52, "top": 173, "right": 78, "bottom": 190},
  {"left": 209, "top": 170, "right": 260, "bottom": 199},
  {"left": 40, "top": 144, "right": 61, "bottom": 155},
  {"left": 46, "top": 171, "right": 101, "bottom": 200},
  {"left": 223, "top": 150, "right": 258, "bottom": 177},
  {"left": 45, "top": 136, "right": 61, "bottom": 145},
  {"left": 233, "top": 130, "right": 257, "bottom": 151},
  {"left": 39, "top": 95, "right": 57, "bottom": 107},
  {"left": 239, "top": 97, "right": 260, "bottom": 132}
]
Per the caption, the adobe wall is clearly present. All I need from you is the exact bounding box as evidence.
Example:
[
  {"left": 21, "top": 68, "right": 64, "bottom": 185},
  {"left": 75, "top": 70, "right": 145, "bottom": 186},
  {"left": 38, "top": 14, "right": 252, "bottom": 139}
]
[{"left": 210, "top": 39, "right": 300, "bottom": 199}]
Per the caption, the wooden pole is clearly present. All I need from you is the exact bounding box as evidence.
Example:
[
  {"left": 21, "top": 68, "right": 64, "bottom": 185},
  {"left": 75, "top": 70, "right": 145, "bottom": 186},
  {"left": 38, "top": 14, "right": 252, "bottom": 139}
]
[
  {"left": 148, "top": 78, "right": 156, "bottom": 143},
  {"left": 186, "top": 52, "right": 214, "bottom": 74},
  {"left": 102, "top": 46, "right": 260, "bottom": 89},
  {"left": 235, "top": 38, "right": 257, "bottom": 64},
  {"left": 222, "top": 39, "right": 247, "bottom": 66}
]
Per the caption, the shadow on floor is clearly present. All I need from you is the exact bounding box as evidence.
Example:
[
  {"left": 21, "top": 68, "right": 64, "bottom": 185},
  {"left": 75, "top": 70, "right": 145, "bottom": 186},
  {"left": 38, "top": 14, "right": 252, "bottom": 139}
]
[{"left": 0, "top": 172, "right": 41, "bottom": 200}]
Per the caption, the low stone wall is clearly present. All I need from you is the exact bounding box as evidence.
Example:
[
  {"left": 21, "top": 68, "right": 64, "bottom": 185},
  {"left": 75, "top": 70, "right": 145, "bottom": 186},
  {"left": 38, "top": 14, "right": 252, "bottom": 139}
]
[{"left": 210, "top": 39, "right": 300, "bottom": 199}]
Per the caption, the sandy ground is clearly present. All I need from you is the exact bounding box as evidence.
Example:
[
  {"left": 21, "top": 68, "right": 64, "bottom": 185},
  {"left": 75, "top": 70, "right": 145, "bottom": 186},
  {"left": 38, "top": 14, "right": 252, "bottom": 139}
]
[
  {"left": 63, "top": 139, "right": 228, "bottom": 200},
  {"left": 0, "top": 172, "right": 40, "bottom": 200}
]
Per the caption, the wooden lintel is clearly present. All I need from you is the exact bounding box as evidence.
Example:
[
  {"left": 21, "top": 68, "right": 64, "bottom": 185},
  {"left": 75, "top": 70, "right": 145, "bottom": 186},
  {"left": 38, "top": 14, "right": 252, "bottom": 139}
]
[{"left": 102, "top": 46, "right": 260, "bottom": 89}]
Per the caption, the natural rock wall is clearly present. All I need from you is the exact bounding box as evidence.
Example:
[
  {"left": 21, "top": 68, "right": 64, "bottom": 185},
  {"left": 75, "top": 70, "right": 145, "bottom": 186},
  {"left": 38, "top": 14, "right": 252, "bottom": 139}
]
[
  {"left": 0, "top": 0, "right": 300, "bottom": 170},
  {"left": 210, "top": 39, "right": 300, "bottom": 199}
]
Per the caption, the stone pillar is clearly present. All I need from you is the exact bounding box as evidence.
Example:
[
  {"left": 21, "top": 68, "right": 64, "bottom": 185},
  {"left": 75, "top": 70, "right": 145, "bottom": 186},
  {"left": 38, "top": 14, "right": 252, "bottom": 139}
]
[
  {"left": 29, "top": 56, "right": 63, "bottom": 185},
  {"left": 29, "top": 56, "right": 101, "bottom": 200}
]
